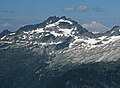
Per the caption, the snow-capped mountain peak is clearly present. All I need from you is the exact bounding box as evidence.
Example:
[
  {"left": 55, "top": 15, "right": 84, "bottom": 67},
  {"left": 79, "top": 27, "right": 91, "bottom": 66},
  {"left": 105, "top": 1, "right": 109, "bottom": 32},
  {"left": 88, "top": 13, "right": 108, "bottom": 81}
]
[
  {"left": 81, "top": 21, "right": 110, "bottom": 33},
  {"left": 45, "top": 18, "right": 73, "bottom": 28},
  {"left": 0, "top": 16, "right": 120, "bottom": 74},
  {"left": 0, "top": 16, "right": 120, "bottom": 51},
  {"left": 0, "top": 0, "right": 120, "bottom": 87}
]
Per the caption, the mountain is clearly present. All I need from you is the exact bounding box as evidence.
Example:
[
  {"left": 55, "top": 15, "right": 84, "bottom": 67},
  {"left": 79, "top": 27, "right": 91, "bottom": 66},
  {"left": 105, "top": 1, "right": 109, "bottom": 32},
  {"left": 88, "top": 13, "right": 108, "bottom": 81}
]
[
  {"left": 104, "top": 26, "right": 120, "bottom": 36},
  {"left": 0, "top": 16, "right": 120, "bottom": 88},
  {"left": 81, "top": 21, "right": 110, "bottom": 33},
  {"left": 0, "top": 29, "right": 11, "bottom": 38}
]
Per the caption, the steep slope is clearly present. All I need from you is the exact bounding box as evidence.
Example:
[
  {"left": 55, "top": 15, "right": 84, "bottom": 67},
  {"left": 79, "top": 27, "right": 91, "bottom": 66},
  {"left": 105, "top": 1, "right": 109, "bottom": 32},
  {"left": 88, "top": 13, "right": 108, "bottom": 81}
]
[
  {"left": 0, "top": 16, "right": 120, "bottom": 88},
  {"left": 104, "top": 26, "right": 120, "bottom": 36},
  {"left": 0, "top": 29, "right": 11, "bottom": 38},
  {"left": 0, "top": 16, "right": 120, "bottom": 66}
]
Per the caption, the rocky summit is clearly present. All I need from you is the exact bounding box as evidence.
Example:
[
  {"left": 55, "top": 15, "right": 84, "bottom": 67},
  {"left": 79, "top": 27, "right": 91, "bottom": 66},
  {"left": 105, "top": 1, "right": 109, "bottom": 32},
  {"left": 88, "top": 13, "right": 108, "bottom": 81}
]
[{"left": 0, "top": 16, "right": 120, "bottom": 88}]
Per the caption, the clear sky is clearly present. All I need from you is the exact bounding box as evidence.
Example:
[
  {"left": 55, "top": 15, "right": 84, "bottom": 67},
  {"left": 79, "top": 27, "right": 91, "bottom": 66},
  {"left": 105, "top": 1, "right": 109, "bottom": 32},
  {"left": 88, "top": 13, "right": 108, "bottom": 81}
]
[{"left": 0, "top": 0, "right": 120, "bottom": 31}]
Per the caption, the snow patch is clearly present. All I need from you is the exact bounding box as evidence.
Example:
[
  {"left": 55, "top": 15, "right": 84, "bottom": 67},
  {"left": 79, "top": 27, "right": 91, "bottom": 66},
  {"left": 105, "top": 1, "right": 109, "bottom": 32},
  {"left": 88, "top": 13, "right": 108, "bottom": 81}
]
[
  {"left": 51, "top": 31, "right": 63, "bottom": 37},
  {"left": 98, "top": 36, "right": 107, "bottom": 40},
  {"left": 39, "top": 41, "right": 62, "bottom": 45},
  {"left": 1, "top": 36, "right": 6, "bottom": 40},
  {"left": 59, "top": 28, "right": 73, "bottom": 36},
  {"left": 9, "top": 33, "right": 15, "bottom": 35},
  {"left": 45, "top": 19, "right": 72, "bottom": 28}
]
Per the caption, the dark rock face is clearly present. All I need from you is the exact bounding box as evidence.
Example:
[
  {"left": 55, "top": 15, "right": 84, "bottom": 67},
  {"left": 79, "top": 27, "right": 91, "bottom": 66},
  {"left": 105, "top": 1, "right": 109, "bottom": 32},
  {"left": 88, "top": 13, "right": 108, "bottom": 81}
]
[
  {"left": 104, "top": 26, "right": 120, "bottom": 36},
  {"left": 17, "top": 16, "right": 60, "bottom": 33},
  {"left": 0, "top": 29, "right": 11, "bottom": 38},
  {"left": 44, "top": 16, "right": 60, "bottom": 24},
  {"left": 17, "top": 25, "right": 38, "bottom": 33},
  {"left": 55, "top": 36, "right": 73, "bottom": 50}
]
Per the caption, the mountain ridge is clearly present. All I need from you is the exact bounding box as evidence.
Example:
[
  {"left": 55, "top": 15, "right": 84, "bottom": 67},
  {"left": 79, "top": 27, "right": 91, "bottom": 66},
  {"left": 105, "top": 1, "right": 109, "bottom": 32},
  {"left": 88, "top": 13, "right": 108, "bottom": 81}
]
[
  {"left": 0, "top": 16, "right": 119, "bottom": 50},
  {"left": 0, "top": 16, "right": 120, "bottom": 88}
]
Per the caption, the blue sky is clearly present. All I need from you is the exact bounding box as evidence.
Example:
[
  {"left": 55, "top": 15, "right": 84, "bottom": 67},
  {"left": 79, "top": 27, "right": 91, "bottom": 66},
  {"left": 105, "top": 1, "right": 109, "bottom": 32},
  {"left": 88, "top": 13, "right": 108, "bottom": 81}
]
[{"left": 0, "top": 0, "right": 120, "bottom": 31}]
